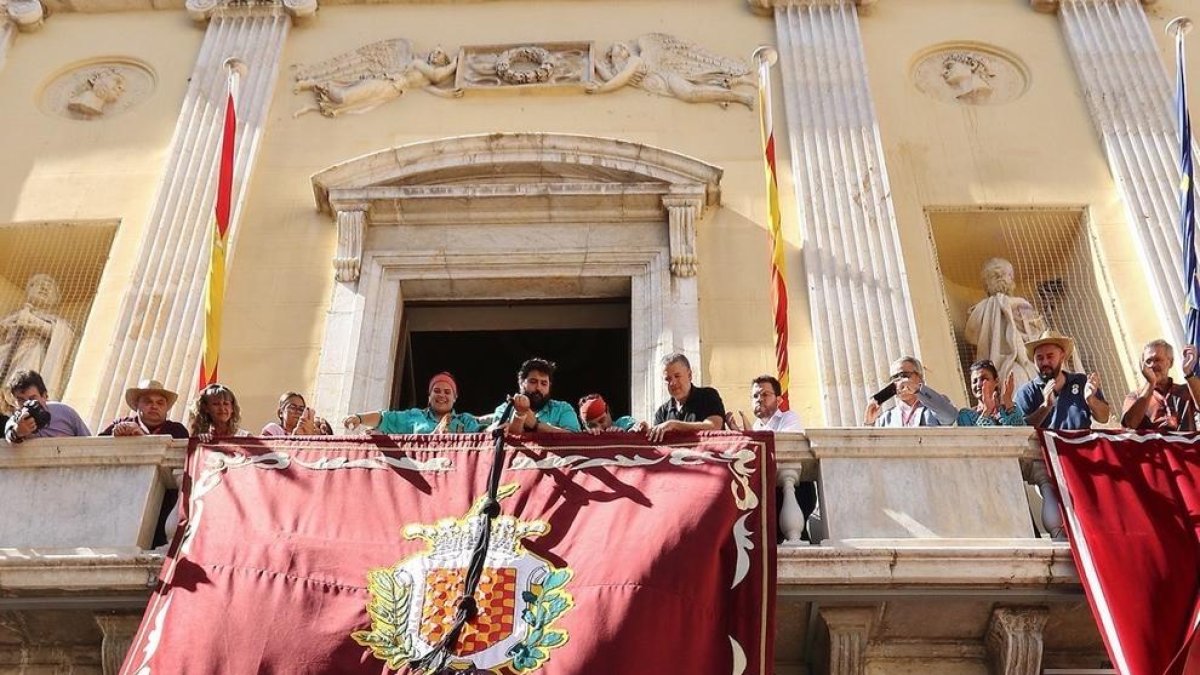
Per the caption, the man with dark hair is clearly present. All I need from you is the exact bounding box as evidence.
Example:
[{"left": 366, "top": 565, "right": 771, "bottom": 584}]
[
  {"left": 1017, "top": 330, "right": 1109, "bottom": 430},
  {"left": 744, "top": 374, "right": 803, "bottom": 432},
  {"left": 4, "top": 369, "right": 90, "bottom": 442},
  {"left": 493, "top": 357, "right": 581, "bottom": 433},
  {"left": 646, "top": 352, "right": 725, "bottom": 442},
  {"left": 1121, "top": 339, "right": 1200, "bottom": 431}
]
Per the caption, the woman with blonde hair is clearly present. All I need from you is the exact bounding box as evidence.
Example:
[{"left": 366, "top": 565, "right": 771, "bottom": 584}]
[{"left": 189, "top": 383, "right": 251, "bottom": 441}]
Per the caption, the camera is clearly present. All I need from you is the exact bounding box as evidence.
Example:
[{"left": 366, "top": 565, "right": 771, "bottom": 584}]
[{"left": 5, "top": 399, "right": 52, "bottom": 443}]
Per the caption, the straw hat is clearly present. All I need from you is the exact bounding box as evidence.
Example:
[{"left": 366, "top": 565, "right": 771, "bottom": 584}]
[
  {"left": 125, "top": 378, "right": 179, "bottom": 410},
  {"left": 1024, "top": 329, "right": 1075, "bottom": 362}
]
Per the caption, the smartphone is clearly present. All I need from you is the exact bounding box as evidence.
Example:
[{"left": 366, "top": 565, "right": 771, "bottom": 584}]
[{"left": 872, "top": 382, "right": 897, "bottom": 404}]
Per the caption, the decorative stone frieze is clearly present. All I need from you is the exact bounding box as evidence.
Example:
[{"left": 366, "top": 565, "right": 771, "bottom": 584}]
[
  {"left": 663, "top": 196, "right": 702, "bottom": 277},
  {"left": 332, "top": 204, "right": 366, "bottom": 283},
  {"left": 986, "top": 607, "right": 1049, "bottom": 675},
  {"left": 39, "top": 59, "right": 156, "bottom": 120},
  {"left": 911, "top": 43, "right": 1029, "bottom": 106},
  {"left": 1043, "top": 0, "right": 1189, "bottom": 346},
  {"left": 457, "top": 41, "right": 592, "bottom": 90},
  {"left": 820, "top": 605, "right": 877, "bottom": 675},
  {"left": 95, "top": 613, "right": 143, "bottom": 675},
  {"left": 769, "top": 0, "right": 920, "bottom": 425},
  {"left": 292, "top": 39, "right": 460, "bottom": 117},
  {"left": 589, "top": 33, "right": 756, "bottom": 108},
  {"left": 92, "top": 0, "right": 312, "bottom": 427}
]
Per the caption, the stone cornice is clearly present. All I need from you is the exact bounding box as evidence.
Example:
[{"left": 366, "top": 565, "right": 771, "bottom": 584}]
[
  {"left": 185, "top": 0, "right": 315, "bottom": 22},
  {"left": 1030, "top": 0, "right": 1156, "bottom": 13},
  {"left": 748, "top": 0, "right": 874, "bottom": 17}
]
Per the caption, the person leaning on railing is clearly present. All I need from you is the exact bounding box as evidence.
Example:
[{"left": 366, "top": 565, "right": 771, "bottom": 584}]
[
  {"left": 955, "top": 360, "right": 1024, "bottom": 427},
  {"left": 643, "top": 352, "right": 725, "bottom": 442},
  {"left": 100, "top": 379, "right": 189, "bottom": 439},
  {"left": 578, "top": 393, "right": 637, "bottom": 434},
  {"left": 343, "top": 372, "right": 481, "bottom": 434},
  {"left": 1120, "top": 339, "right": 1200, "bottom": 432},
  {"left": 189, "top": 383, "right": 251, "bottom": 441},
  {"left": 262, "top": 391, "right": 332, "bottom": 436},
  {"left": 863, "top": 356, "right": 958, "bottom": 427},
  {"left": 491, "top": 358, "right": 581, "bottom": 434},
  {"left": 4, "top": 369, "right": 90, "bottom": 442}
]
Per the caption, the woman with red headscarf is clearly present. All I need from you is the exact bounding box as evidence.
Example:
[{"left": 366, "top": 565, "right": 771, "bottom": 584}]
[{"left": 342, "top": 372, "right": 481, "bottom": 434}]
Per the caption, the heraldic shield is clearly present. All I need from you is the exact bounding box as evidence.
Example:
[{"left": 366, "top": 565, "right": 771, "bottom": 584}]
[{"left": 352, "top": 485, "right": 574, "bottom": 674}]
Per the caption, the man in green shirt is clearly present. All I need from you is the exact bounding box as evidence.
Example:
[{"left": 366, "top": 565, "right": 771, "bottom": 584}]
[
  {"left": 343, "top": 372, "right": 481, "bottom": 434},
  {"left": 493, "top": 358, "right": 581, "bottom": 433}
]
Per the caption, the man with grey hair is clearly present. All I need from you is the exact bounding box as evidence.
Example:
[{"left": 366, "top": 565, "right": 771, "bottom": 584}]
[
  {"left": 1121, "top": 339, "right": 1200, "bottom": 431},
  {"left": 864, "top": 356, "right": 959, "bottom": 427},
  {"left": 643, "top": 352, "right": 725, "bottom": 442}
]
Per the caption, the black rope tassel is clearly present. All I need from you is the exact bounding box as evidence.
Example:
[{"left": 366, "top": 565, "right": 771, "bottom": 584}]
[{"left": 412, "top": 400, "right": 516, "bottom": 674}]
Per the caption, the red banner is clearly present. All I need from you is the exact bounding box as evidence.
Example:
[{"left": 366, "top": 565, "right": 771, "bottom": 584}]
[
  {"left": 1041, "top": 430, "right": 1200, "bottom": 675},
  {"left": 121, "top": 432, "right": 776, "bottom": 674}
]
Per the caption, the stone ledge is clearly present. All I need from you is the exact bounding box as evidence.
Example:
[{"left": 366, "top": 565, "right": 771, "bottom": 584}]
[
  {"left": 0, "top": 550, "right": 162, "bottom": 594},
  {"left": 0, "top": 436, "right": 187, "bottom": 471}
]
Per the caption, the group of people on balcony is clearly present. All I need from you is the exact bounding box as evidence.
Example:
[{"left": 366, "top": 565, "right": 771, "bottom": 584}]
[{"left": 1, "top": 326, "right": 1195, "bottom": 445}]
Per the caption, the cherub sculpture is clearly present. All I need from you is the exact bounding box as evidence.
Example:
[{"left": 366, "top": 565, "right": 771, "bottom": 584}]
[
  {"left": 292, "top": 39, "right": 461, "bottom": 118},
  {"left": 587, "top": 33, "right": 756, "bottom": 109}
]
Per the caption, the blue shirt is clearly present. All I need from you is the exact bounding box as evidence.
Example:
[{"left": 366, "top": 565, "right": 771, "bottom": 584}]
[
  {"left": 956, "top": 406, "right": 1025, "bottom": 427},
  {"left": 611, "top": 415, "right": 636, "bottom": 431},
  {"left": 1016, "top": 372, "right": 1103, "bottom": 430},
  {"left": 377, "top": 408, "right": 481, "bottom": 434},
  {"left": 491, "top": 399, "right": 582, "bottom": 431}
]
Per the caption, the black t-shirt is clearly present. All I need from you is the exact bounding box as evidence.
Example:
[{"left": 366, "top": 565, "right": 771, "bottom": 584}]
[{"left": 653, "top": 385, "right": 726, "bottom": 427}]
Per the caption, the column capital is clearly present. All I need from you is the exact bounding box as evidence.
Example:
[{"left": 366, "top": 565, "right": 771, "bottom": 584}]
[
  {"left": 819, "top": 605, "right": 879, "bottom": 675},
  {"left": 186, "top": 0, "right": 317, "bottom": 24},
  {"left": 2, "top": 0, "right": 46, "bottom": 32},
  {"left": 662, "top": 195, "right": 702, "bottom": 278},
  {"left": 748, "top": 0, "right": 875, "bottom": 17},
  {"left": 986, "top": 606, "right": 1049, "bottom": 675},
  {"left": 1030, "top": 0, "right": 1156, "bottom": 14}
]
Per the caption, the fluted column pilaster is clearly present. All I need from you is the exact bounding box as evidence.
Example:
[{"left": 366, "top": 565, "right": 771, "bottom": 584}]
[
  {"left": 1049, "top": 0, "right": 1190, "bottom": 346},
  {"left": 92, "top": 0, "right": 313, "bottom": 427},
  {"left": 986, "top": 607, "right": 1049, "bottom": 675},
  {"left": 771, "top": 0, "right": 919, "bottom": 424},
  {"left": 820, "top": 605, "right": 877, "bottom": 675}
]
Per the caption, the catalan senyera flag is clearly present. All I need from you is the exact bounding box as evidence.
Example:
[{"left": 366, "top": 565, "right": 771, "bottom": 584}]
[
  {"left": 1041, "top": 431, "right": 1200, "bottom": 675},
  {"left": 1177, "top": 21, "right": 1200, "bottom": 377},
  {"left": 198, "top": 65, "right": 239, "bottom": 390},
  {"left": 120, "top": 432, "right": 776, "bottom": 674},
  {"left": 755, "top": 49, "right": 791, "bottom": 411}
]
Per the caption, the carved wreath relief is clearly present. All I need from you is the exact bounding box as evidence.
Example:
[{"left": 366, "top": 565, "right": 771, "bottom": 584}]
[
  {"left": 912, "top": 43, "right": 1028, "bottom": 106},
  {"left": 291, "top": 33, "right": 755, "bottom": 117},
  {"left": 40, "top": 60, "right": 156, "bottom": 120}
]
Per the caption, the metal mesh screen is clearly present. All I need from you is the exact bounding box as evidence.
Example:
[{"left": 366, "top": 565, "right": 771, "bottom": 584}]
[
  {"left": 0, "top": 221, "right": 117, "bottom": 410},
  {"left": 926, "top": 207, "right": 1131, "bottom": 416}
]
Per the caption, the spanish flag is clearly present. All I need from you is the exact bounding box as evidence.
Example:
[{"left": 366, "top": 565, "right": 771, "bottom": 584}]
[
  {"left": 755, "top": 47, "right": 791, "bottom": 410},
  {"left": 198, "top": 61, "right": 241, "bottom": 390}
]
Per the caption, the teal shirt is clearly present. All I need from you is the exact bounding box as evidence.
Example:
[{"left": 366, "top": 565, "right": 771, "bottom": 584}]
[
  {"left": 377, "top": 408, "right": 482, "bottom": 434},
  {"left": 491, "top": 399, "right": 582, "bottom": 431},
  {"left": 956, "top": 407, "right": 1024, "bottom": 427},
  {"left": 612, "top": 415, "right": 636, "bottom": 431}
]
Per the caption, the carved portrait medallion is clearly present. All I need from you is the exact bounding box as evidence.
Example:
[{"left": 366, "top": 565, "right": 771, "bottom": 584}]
[
  {"left": 911, "top": 43, "right": 1028, "bottom": 106},
  {"left": 39, "top": 59, "right": 156, "bottom": 120}
]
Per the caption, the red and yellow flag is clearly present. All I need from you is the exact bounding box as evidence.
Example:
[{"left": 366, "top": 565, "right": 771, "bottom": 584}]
[
  {"left": 755, "top": 48, "right": 791, "bottom": 411},
  {"left": 198, "top": 62, "right": 240, "bottom": 390}
]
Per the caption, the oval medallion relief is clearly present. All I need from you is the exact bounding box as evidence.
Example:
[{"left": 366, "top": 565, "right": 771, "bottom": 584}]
[
  {"left": 911, "top": 43, "right": 1028, "bottom": 106},
  {"left": 39, "top": 58, "right": 156, "bottom": 120}
]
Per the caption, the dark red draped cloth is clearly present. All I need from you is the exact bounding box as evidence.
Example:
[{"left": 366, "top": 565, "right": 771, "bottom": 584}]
[
  {"left": 1041, "top": 430, "right": 1200, "bottom": 675},
  {"left": 121, "top": 432, "right": 776, "bottom": 675}
]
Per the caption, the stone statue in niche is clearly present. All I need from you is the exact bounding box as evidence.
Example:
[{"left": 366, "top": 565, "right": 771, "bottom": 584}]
[
  {"left": 66, "top": 68, "right": 127, "bottom": 117},
  {"left": 964, "top": 258, "right": 1045, "bottom": 392},
  {"left": 587, "top": 33, "right": 756, "bottom": 108},
  {"left": 940, "top": 52, "right": 994, "bottom": 104},
  {"left": 0, "top": 274, "right": 75, "bottom": 406},
  {"left": 292, "top": 39, "right": 461, "bottom": 118}
]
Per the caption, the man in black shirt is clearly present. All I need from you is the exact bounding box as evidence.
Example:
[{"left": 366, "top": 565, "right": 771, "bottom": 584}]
[{"left": 646, "top": 352, "right": 726, "bottom": 441}]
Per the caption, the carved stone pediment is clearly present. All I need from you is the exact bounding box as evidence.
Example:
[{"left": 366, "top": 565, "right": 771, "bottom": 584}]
[{"left": 456, "top": 42, "right": 593, "bottom": 91}]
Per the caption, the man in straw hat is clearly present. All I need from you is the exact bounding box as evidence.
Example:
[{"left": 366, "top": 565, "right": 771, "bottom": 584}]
[
  {"left": 99, "top": 378, "right": 190, "bottom": 438},
  {"left": 1016, "top": 330, "right": 1109, "bottom": 429}
]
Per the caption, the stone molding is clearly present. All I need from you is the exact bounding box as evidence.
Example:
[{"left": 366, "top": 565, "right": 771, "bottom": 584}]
[
  {"left": 819, "top": 605, "right": 878, "bottom": 675},
  {"left": 95, "top": 613, "right": 143, "bottom": 675},
  {"left": 772, "top": 1, "right": 919, "bottom": 425},
  {"left": 92, "top": 8, "right": 295, "bottom": 428},
  {"left": 662, "top": 196, "right": 702, "bottom": 277},
  {"left": 986, "top": 607, "right": 1049, "bottom": 675},
  {"left": 1051, "top": 0, "right": 1189, "bottom": 346},
  {"left": 748, "top": 0, "right": 875, "bottom": 16},
  {"left": 1030, "top": 0, "right": 1155, "bottom": 13},
  {"left": 332, "top": 205, "right": 366, "bottom": 283},
  {"left": 186, "top": 0, "right": 317, "bottom": 22}
]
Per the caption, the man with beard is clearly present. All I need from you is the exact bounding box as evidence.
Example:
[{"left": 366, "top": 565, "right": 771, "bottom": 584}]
[
  {"left": 1120, "top": 339, "right": 1200, "bottom": 431},
  {"left": 956, "top": 360, "right": 1024, "bottom": 426},
  {"left": 730, "top": 374, "right": 803, "bottom": 432},
  {"left": 493, "top": 357, "right": 581, "bottom": 433},
  {"left": 1016, "top": 330, "right": 1109, "bottom": 429},
  {"left": 644, "top": 352, "right": 725, "bottom": 442}
]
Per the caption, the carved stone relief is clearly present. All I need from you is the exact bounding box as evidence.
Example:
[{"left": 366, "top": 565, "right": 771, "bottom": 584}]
[
  {"left": 911, "top": 43, "right": 1028, "bottom": 106},
  {"left": 456, "top": 42, "right": 592, "bottom": 91},
  {"left": 38, "top": 59, "right": 155, "bottom": 120},
  {"left": 291, "top": 33, "right": 757, "bottom": 116}
]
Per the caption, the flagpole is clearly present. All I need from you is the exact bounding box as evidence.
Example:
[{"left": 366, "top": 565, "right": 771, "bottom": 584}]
[
  {"left": 198, "top": 58, "right": 244, "bottom": 390},
  {"left": 1168, "top": 17, "right": 1200, "bottom": 377},
  {"left": 753, "top": 45, "right": 792, "bottom": 412}
]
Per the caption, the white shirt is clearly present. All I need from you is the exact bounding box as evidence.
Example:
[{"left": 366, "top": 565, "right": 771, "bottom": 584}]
[{"left": 752, "top": 408, "right": 804, "bottom": 432}]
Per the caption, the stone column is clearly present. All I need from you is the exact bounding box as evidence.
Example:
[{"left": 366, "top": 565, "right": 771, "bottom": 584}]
[
  {"left": 0, "top": 0, "right": 46, "bottom": 73},
  {"left": 663, "top": 194, "right": 704, "bottom": 381},
  {"left": 91, "top": 0, "right": 315, "bottom": 427},
  {"left": 95, "top": 612, "right": 144, "bottom": 675},
  {"left": 819, "top": 605, "right": 877, "bottom": 675},
  {"left": 753, "top": 0, "right": 919, "bottom": 425},
  {"left": 986, "top": 607, "right": 1049, "bottom": 675},
  {"left": 1036, "top": 0, "right": 1190, "bottom": 346}
]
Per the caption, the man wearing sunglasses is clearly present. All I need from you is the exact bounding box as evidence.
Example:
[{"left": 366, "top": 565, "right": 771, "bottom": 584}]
[{"left": 864, "top": 356, "right": 958, "bottom": 427}]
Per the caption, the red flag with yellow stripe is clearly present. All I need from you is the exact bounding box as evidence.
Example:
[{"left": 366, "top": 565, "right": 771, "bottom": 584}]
[{"left": 755, "top": 47, "right": 791, "bottom": 411}]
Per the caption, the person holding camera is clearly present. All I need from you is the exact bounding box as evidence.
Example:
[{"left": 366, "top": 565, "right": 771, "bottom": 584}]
[
  {"left": 99, "top": 379, "right": 189, "bottom": 439},
  {"left": 262, "top": 391, "right": 332, "bottom": 436},
  {"left": 863, "top": 356, "right": 958, "bottom": 427},
  {"left": 4, "top": 369, "right": 90, "bottom": 443}
]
